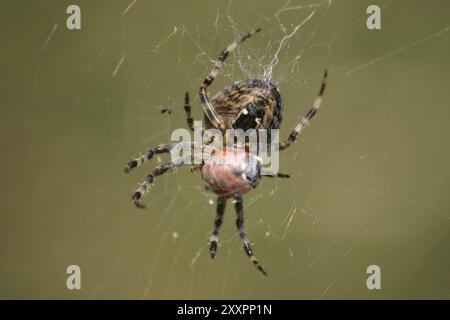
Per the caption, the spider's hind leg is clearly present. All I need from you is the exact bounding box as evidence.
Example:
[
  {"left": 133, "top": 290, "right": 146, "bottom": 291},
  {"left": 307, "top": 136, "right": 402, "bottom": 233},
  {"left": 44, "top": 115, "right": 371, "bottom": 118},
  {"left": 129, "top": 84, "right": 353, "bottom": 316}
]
[
  {"left": 279, "top": 70, "right": 328, "bottom": 151},
  {"left": 199, "top": 28, "right": 262, "bottom": 129},
  {"left": 183, "top": 92, "right": 195, "bottom": 132}
]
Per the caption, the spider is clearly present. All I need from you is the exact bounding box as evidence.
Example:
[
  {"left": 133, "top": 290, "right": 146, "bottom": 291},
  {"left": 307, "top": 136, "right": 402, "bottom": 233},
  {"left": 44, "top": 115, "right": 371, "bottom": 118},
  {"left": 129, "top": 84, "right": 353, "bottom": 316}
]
[{"left": 124, "top": 29, "right": 328, "bottom": 275}]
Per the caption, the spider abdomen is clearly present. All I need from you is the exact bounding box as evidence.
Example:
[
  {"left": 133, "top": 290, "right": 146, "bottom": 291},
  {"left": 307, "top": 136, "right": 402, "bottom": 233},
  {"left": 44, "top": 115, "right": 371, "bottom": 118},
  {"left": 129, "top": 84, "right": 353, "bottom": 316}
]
[
  {"left": 201, "top": 148, "right": 262, "bottom": 198},
  {"left": 207, "top": 79, "right": 283, "bottom": 132}
]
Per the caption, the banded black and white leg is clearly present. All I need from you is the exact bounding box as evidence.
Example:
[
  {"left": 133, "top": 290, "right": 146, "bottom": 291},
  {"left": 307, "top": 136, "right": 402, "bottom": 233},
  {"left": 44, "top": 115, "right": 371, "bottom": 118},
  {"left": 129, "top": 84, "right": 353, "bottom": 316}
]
[
  {"left": 131, "top": 156, "right": 192, "bottom": 209},
  {"left": 279, "top": 70, "right": 328, "bottom": 150},
  {"left": 234, "top": 194, "right": 267, "bottom": 276},
  {"left": 183, "top": 92, "right": 195, "bottom": 132},
  {"left": 124, "top": 142, "right": 195, "bottom": 173},
  {"left": 264, "top": 172, "right": 291, "bottom": 178},
  {"left": 209, "top": 196, "right": 226, "bottom": 258},
  {"left": 199, "top": 28, "right": 262, "bottom": 130}
]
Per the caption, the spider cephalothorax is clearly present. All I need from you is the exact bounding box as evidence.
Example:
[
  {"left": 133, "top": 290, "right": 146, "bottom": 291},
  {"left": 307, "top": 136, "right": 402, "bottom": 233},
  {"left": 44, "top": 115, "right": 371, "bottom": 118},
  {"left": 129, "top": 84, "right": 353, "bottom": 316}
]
[
  {"left": 124, "top": 28, "right": 328, "bottom": 276},
  {"left": 201, "top": 148, "right": 262, "bottom": 197}
]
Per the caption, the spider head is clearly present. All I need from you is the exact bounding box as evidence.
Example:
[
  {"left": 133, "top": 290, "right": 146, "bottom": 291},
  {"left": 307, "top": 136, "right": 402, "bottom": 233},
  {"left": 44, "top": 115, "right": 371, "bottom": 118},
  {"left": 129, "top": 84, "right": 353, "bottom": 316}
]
[{"left": 201, "top": 148, "right": 262, "bottom": 198}]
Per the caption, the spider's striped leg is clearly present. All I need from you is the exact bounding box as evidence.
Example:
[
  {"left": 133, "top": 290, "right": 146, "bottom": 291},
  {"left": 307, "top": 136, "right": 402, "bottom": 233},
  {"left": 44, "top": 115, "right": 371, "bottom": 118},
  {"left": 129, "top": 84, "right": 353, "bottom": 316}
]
[
  {"left": 183, "top": 92, "right": 195, "bottom": 131},
  {"left": 131, "top": 156, "right": 191, "bottom": 209},
  {"left": 124, "top": 142, "right": 194, "bottom": 173},
  {"left": 234, "top": 194, "right": 267, "bottom": 276},
  {"left": 184, "top": 91, "right": 208, "bottom": 136},
  {"left": 279, "top": 70, "right": 328, "bottom": 151},
  {"left": 199, "top": 28, "right": 261, "bottom": 130},
  {"left": 209, "top": 196, "right": 227, "bottom": 258},
  {"left": 264, "top": 172, "right": 290, "bottom": 178}
]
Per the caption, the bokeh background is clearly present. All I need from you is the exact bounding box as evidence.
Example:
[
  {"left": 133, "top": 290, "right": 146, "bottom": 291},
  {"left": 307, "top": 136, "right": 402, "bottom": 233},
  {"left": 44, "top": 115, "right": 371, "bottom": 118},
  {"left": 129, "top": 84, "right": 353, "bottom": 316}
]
[{"left": 1, "top": 0, "right": 449, "bottom": 299}]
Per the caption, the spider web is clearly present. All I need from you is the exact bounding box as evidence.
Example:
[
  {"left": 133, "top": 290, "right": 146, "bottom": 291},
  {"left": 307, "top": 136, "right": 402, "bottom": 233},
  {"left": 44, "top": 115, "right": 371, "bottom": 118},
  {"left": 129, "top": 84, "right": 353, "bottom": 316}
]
[{"left": 13, "top": 0, "right": 450, "bottom": 299}]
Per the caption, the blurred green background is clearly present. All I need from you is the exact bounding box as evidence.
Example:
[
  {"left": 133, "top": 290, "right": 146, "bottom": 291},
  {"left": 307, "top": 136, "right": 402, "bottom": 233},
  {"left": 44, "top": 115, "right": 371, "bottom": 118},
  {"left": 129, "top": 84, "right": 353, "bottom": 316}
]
[{"left": 1, "top": 0, "right": 449, "bottom": 299}]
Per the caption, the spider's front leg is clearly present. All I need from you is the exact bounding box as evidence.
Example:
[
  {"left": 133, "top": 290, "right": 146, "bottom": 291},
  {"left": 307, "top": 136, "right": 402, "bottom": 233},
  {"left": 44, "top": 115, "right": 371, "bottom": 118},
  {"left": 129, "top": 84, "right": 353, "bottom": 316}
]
[
  {"left": 124, "top": 143, "right": 173, "bottom": 173},
  {"left": 264, "top": 172, "right": 290, "bottom": 178},
  {"left": 131, "top": 156, "right": 190, "bottom": 208},
  {"left": 234, "top": 194, "right": 267, "bottom": 276},
  {"left": 124, "top": 142, "right": 195, "bottom": 173},
  {"left": 209, "top": 196, "right": 226, "bottom": 258}
]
